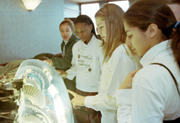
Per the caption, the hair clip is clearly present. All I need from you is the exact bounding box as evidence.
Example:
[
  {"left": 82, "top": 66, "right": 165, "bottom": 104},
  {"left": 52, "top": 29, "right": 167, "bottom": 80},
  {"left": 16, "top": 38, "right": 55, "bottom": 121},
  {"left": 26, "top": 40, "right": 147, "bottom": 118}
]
[{"left": 174, "top": 21, "right": 180, "bottom": 29}]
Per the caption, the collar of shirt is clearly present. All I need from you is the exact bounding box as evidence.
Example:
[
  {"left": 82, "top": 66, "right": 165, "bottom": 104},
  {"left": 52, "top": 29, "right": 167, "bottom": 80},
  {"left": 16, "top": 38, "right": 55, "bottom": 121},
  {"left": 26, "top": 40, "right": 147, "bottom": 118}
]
[
  {"left": 63, "top": 40, "right": 68, "bottom": 45},
  {"left": 140, "top": 40, "right": 171, "bottom": 67},
  {"left": 81, "top": 34, "right": 95, "bottom": 47}
]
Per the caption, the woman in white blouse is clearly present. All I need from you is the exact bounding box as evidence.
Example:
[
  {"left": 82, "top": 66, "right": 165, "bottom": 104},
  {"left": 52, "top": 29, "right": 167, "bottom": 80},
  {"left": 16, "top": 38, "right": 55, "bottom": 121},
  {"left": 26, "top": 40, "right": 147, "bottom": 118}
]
[
  {"left": 116, "top": 0, "right": 180, "bottom": 123},
  {"left": 68, "top": 3, "right": 139, "bottom": 123}
]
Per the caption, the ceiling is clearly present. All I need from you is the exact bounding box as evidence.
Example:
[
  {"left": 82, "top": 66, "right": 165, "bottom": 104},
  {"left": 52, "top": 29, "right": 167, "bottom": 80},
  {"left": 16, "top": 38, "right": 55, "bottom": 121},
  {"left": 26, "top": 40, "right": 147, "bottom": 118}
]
[{"left": 69, "top": 0, "right": 128, "bottom": 4}]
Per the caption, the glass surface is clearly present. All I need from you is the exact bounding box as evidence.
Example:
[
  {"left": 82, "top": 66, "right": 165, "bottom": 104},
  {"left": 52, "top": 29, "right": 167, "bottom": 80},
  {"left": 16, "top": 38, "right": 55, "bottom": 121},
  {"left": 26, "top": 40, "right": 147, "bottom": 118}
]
[{"left": 15, "top": 59, "right": 74, "bottom": 123}]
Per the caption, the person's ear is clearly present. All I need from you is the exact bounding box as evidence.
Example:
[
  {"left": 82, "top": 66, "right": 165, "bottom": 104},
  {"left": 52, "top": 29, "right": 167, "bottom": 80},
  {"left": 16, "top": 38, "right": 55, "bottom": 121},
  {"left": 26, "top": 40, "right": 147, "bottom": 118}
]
[
  {"left": 147, "top": 23, "right": 158, "bottom": 39},
  {"left": 89, "top": 24, "right": 93, "bottom": 31}
]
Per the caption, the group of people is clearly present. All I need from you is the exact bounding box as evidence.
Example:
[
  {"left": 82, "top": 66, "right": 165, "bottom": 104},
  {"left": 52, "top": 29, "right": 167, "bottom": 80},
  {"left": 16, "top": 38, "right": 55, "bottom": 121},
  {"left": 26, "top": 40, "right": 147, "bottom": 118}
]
[{"left": 43, "top": 0, "right": 180, "bottom": 123}]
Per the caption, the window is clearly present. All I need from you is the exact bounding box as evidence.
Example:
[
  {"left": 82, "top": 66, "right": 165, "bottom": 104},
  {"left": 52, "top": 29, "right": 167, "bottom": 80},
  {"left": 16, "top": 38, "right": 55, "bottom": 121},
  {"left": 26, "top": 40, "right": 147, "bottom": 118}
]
[
  {"left": 109, "top": 1, "right": 129, "bottom": 12},
  {"left": 81, "top": 3, "right": 100, "bottom": 26}
]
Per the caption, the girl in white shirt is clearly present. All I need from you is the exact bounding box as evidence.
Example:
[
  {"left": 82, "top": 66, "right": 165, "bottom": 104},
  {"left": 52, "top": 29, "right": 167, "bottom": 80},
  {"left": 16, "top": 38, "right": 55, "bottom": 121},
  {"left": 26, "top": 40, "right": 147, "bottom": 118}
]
[
  {"left": 68, "top": 4, "right": 139, "bottom": 123},
  {"left": 62, "top": 15, "right": 103, "bottom": 123},
  {"left": 116, "top": 0, "right": 180, "bottom": 123}
]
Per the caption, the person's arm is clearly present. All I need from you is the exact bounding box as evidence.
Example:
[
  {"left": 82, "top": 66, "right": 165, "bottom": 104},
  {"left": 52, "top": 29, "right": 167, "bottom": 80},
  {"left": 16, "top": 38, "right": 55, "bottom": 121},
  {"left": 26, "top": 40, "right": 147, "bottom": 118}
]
[
  {"left": 68, "top": 45, "right": 139, "bottom": 112},
  {"left": 85, "top": 46, "right": 139, "bottom": 112},
  {"left": 65, "top": 45, "right": 77, "bottom": 80},
  {"left": 51, "top": 41, "right": 77, "bottom": 69},
  {"left": 84, "top": 62, "right": 137, "bottom": 112},
  {"left": 116, "top": 89, "right": 132, "bottom": 123},
  {"left": 84, "top": 94, "right": 117, "bottom": 111},
  {"left": 97, "top": 46, "right": 103, "bottom": 73}
]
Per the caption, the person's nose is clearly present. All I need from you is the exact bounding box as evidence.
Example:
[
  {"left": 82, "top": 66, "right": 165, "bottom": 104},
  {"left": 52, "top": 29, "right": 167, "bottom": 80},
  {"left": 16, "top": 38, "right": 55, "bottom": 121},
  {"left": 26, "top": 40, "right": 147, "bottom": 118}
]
[
  {"left": 65, "top": 31, "right": 69, "bottom": 35},
  {"left": 77, "top": 33, "right": 82, "bottom": 39},
  {"left": 98, "top": 28, "right": 103, "bottom": 38}
]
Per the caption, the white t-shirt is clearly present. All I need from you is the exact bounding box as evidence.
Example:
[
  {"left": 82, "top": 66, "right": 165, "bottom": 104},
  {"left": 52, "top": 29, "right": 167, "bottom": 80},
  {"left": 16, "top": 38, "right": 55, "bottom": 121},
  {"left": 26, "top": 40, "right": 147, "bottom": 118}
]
[
  {"left": 66, "top": 35, "right": 103, "bottom": 92},
  {"left": 116, "top": 40, "right": 180, "bottom": 123},
  {"left": 84, "top": 44, "right": 139, "bottom": 123}
]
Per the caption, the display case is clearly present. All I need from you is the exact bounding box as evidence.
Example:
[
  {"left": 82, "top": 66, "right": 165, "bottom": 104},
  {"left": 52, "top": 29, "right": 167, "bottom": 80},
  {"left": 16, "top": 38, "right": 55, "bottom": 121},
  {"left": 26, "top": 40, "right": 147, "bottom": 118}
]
[{"left": 13, "top": 59, "right": 74, "bottom": 123}]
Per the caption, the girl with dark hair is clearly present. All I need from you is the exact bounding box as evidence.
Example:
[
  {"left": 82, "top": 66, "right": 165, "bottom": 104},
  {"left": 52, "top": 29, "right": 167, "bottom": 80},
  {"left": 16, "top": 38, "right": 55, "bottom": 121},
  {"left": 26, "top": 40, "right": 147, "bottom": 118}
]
[
  {"left": 60, "top": 15, "right": 103, "bottom": 123},
  {"left": 116, "top": 0, "right": 180, "bottom": 122},
  {"left": 68, "top": 4, "right": 139, "bottom": 123}
]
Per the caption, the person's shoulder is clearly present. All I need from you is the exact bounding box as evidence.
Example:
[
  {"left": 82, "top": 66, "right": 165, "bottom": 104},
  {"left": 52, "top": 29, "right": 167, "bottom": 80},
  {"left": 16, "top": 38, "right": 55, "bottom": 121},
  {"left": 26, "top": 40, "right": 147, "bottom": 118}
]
[
  {"left": 68, "top": 35, "right": 80, "bottom": 45},
  {"left": 72, "top": 40, "right": 83, "bottom": 49},
  {"left": 132, "top": 65, "right": 174, "bottom": 95},
  {"left": 112, "top": 44, "right": 126, "bottom": 55},
  {"left": 93, "top": 36, "right": 102, "bottom": 47},
  {"left": 134, "top": 64, "right": 169, "bottom": 84},
  {"left": 70, "top": 34, "right": 80, "bottom": 42}
]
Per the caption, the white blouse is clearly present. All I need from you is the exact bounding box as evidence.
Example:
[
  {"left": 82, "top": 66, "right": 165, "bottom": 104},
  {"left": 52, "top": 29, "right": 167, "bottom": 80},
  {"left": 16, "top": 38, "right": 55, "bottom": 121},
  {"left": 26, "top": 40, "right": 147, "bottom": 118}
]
[
  {"left": 84, "top": 44, "right": 139, "bottom": 123},
  {"left": 116, "top": 40, "right": 180, "bottom": 123}
]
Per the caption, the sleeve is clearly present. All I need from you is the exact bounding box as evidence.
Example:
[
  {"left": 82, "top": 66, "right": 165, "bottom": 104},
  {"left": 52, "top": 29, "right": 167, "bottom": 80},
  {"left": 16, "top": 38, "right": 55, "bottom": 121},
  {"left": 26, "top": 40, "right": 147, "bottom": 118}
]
[
  {"left": 66, "top": 45, "right": 77, "bottom": 80},
  {"left": 84, "top": 94, "right": 117, "bottom": 111},
  {"left": 51, "top": 41, "right": 76, "bottom": 70},
  {"left": 116, "top": 89, "right": 132, "bottom": 123},
  {"left": 84, "top": 60, "right": 135, "bottom": 112},
  {"left": 85, "top": 46, "right": 138, "bottom": 112},
  {"left": 97, "top": 46, "right": 104, "bottom": 86},
  {"left": 106, "top": 46, "right": 138, "bottom": 96}
]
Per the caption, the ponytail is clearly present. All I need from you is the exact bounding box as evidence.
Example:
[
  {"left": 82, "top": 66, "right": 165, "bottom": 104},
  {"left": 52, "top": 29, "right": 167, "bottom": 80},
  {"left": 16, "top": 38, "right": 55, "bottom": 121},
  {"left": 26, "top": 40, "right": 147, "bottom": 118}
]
[{"left": 171, "top": 21, "right": 180, "bottom": 68}]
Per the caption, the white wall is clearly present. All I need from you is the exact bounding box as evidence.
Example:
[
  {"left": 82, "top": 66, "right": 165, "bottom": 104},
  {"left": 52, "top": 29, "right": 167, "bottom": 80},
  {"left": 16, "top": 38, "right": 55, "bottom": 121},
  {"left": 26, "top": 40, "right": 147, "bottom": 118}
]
[{"left": 0, "top": 0, "right": 64, "bottom": 64}]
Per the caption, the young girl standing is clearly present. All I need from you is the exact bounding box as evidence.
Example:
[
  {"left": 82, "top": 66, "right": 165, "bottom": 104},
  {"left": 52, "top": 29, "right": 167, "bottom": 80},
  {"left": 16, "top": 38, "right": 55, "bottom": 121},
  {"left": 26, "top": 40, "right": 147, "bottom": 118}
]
[
  {"left": 116, "top": 0, "right": 180, "bottom": 122},
  {"left": 61, "top": 15, "right": 103, "bottom": 123},
  {"left": 43, "top": 19, "right": 79, "bottom": 99},
  {"left": 68, "top": 4, "right": 139, "bottom": 123}
]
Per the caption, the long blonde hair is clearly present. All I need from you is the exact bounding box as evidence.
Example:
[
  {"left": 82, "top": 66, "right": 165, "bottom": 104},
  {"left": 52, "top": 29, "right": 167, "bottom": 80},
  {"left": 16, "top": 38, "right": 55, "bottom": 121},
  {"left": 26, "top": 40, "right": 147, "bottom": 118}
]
[{"left": 95, "top": 4, "right": 126, "bottom": 62}]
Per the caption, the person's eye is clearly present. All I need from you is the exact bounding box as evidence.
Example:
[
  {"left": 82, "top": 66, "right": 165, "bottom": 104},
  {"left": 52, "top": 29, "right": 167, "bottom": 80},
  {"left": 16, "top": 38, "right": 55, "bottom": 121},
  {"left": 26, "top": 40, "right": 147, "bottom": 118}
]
[
  {"left": 99, "top": 26, "right": 103, "bottom": 29},
  {"left": 127, "top": 35, "right": 132, "bottom": 38}
]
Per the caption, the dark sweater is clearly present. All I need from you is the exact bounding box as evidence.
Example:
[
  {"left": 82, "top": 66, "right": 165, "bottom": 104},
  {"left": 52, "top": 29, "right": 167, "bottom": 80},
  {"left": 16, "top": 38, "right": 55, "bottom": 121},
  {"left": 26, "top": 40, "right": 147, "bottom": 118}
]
[{"left": 51, "top": 33, "right": 79, "bottom": 70}]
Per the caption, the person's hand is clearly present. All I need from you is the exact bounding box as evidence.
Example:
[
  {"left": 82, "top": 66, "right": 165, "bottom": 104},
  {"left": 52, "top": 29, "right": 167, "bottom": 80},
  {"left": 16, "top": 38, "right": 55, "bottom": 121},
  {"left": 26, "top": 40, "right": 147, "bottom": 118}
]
[
  {"left": 43, "top": 59, "right": 53, "bottom": 66},
  {"left": 56, "top": 70, "right": 68, "bottom": 78},
  {"left": 56, "top": 69, "right": 66, "bottom": 74},
  {"left": 68, "top": 90, "right": 85, "bottom": 109},
  {"left": 119, "top": 69, "right": 140, "bottom": 89}
]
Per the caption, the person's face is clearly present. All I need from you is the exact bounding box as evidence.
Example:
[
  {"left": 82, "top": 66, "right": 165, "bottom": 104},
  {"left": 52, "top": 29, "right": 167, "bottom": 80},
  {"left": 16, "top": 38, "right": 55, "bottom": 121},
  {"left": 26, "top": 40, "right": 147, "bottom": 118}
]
[
  {"left": 75, "top": 22, "right": 92, "bottom": 42},
  {"left": 124, "top": 21, "right": 151, "bottom": 57},
  {"left": 60, "top": 23, "right": 73, "bottom": 41},
  {"left": 95, "top": 17, "right": 106, "bottom": 41},
  {"left": 167, "top": 3, "right": 180, "bottom": 21}
]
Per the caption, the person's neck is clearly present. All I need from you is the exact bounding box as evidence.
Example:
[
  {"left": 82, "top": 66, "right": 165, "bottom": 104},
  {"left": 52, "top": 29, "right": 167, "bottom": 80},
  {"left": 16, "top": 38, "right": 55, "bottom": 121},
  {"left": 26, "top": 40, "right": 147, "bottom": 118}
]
[{"left": 84, "top": 34, "right": 93, "bottom": 44}]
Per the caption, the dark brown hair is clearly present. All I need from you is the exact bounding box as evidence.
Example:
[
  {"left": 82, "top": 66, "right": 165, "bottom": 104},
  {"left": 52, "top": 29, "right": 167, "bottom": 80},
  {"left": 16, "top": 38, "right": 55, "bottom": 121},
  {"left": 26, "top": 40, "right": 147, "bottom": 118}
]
[
  {"left": 74, "top": 15, "right": 101, "bottom": 40},
  {"left": 60, "top": 18, "right": 74, "bottom": 30},
  {"left": 95, "top": 3, "right": 125, "bottom": 62},
  {"left": 162, "top": 0, "right": 180, "bottom": 4},
  {"left": 124, "top": 0, "right": 180, "bottom": 68}
]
